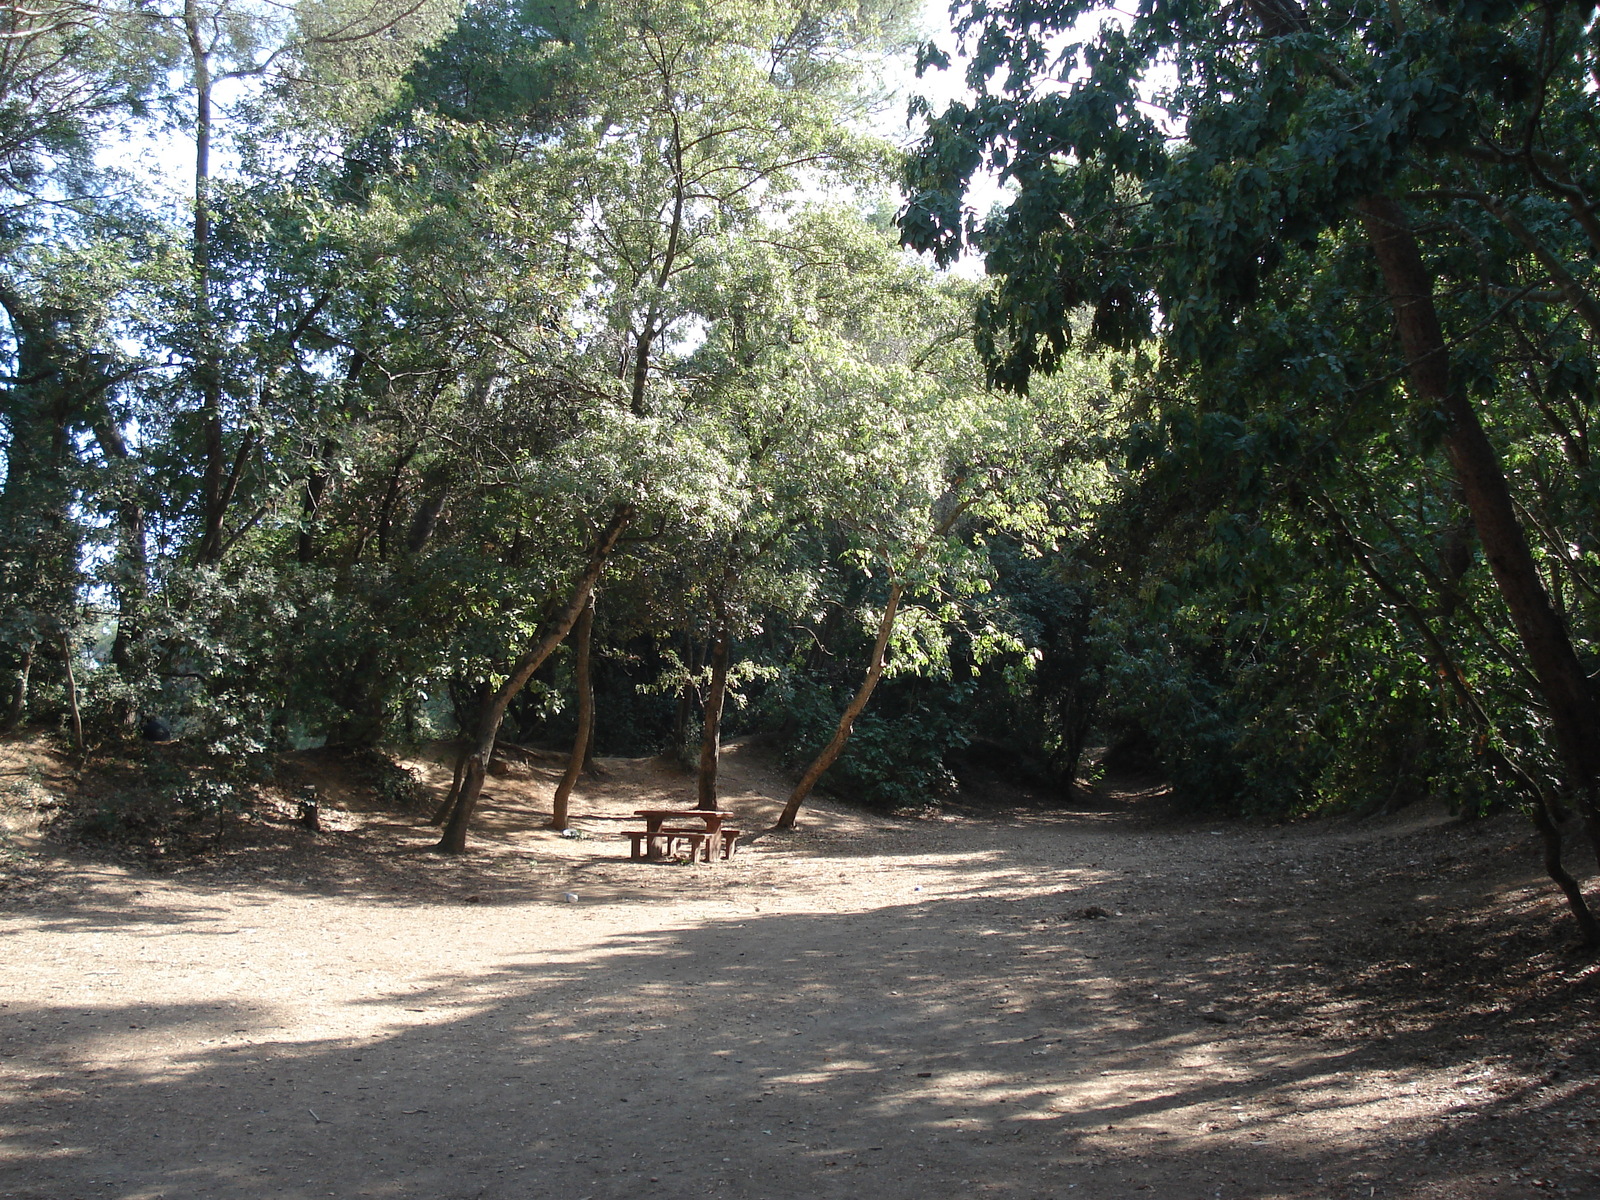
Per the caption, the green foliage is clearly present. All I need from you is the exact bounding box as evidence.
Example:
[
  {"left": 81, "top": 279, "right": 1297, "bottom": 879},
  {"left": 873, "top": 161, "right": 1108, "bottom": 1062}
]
[
  {"left": 0, "top": 0, "right": 1229, "bottom": 836},
  {"left": 900, "top": 0, "right": 1600, "bottom": 826},
  {"left": 772, "top": 674, "right": 972, "bottom": 809}
]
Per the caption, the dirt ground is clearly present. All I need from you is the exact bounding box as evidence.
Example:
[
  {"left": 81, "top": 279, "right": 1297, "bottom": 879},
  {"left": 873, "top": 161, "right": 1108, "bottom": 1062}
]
[{"left": 1, "top": 734, "right": 1598, "bottom": 1200}]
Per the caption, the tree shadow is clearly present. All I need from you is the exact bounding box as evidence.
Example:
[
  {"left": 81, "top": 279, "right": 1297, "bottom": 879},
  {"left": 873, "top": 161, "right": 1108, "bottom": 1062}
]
[{"left": 4, "top": 878, "right": 1596, "bottom": 1200}]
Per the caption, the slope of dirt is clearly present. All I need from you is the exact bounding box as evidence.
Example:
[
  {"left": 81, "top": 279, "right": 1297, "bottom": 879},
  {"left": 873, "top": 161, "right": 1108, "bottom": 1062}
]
[{"left": 1, "top": 733, "right": 1597, "bottom": 1200}]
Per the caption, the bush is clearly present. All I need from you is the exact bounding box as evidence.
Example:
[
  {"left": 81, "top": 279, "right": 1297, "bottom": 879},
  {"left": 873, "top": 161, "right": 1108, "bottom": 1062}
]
[{"left": 775, "top": 675, "right": 972, "bottom": 810}]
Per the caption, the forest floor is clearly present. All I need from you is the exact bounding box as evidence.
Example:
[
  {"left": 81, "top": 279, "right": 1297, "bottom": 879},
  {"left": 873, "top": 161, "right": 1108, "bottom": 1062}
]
[{"left": 0, "top": 733, "right": 1598, "bottom": 1200}]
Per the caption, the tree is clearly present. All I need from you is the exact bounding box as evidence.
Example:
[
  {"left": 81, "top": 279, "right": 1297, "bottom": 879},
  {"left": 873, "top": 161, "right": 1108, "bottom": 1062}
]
[
  {"left": 153, "top": 0, "right": 459, "bottom": 563},
  {"left": 423, "top": 0, "right": 916, "bottom": 847},
  {"left": 903, "top": 0, "right": 1600, "bottom": 938}
]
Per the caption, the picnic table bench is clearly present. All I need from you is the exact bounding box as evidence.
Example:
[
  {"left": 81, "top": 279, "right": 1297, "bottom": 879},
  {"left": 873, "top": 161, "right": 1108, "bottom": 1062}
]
[{"left": 626, "top": 809, "right": 741, "bottom": 862}]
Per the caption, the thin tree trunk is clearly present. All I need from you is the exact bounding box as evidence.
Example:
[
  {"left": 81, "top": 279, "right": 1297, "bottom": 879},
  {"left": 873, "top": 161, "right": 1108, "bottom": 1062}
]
[
  {"left": 583, "top": 705, "right": 600, "bottom": 776},
  {"left": 184, "top": 0, "right": 227, "bottom": 565},
  {"left": 60, "top": 633, "right": 82, "bottom": 751},
  {"left": 1327, "top": 493, "right": 1598, "bottom": 941},
  {"left": 435, "top": 504, "right": 634, "bottom": 853},
  {"left": 672, "top": 685, "right": 694, "bottom": 753},
  {"left": 696, "top": 612, "right": 731, "bottom": 811},
  {"left": 298, "top": 346, "right": 365, "bottom": 564},
  {"left": 431, "top": 742, "right": 471, "bottom": 826},
  {"left": 774, "top": 497, "right": 971, "bottom": 831},
  {"left": 1529, "top": 790, "right": 1599, "bottom": 947},
  {"left": 432, "top": 681, "right": 488, "bottom": 824},
  {"left": 3, "top": 647, "right": 32, "bottom": 732},
  {"left": 672, "top": 635, "right": 702, "bottom": 760},
  {"left": 298, "top": 436, "right": 336, "bottom": 563},
  {"left": 775, "top": 581, "right": 904, "bottom": 830},
  {"left": 1473, "top": 192, "right": 1600, "bottom": 341},
  {"left": 549, "top": 596, "right": 595, "bottom": 830},
  {"left": 628, "top": 114, "right": 688, "bottom": 415},
  {"left": 90, "top": 417, "right": 148, "bottom": 727},
  {"left": 1359, "top": 194, "right": 1600, "bottom": 872}
]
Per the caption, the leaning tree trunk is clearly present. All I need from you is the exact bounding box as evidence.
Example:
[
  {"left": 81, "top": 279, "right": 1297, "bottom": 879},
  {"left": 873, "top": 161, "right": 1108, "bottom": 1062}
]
[
  {"left": 1325, "top": 493, "right": 1598, "bottom": 943},
  {"left": 1529, "top": 788, "right": 1600, "bottom": 947},
  {"left": 775, "top": 581, "right": 904, "bottom": 831},
  {"left": 1359, "top": 195, "right": 1600, "bottom": 874},
  {"left": 774, "top": 498, "right": 971, "bottom": 831},
  {"left": 435, "top": 504, "right": 634, "bottom": 854},
  {"left": 695, "top": 609, "right": 731, "bottom": 811},
  {"left": 549, "top": 596, "right": 596, "bottom": 831}
]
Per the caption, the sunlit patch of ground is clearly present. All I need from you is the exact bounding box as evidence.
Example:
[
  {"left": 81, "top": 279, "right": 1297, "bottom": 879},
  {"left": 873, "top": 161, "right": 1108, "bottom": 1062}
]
[{"left": 0, "top": 732, "right": 1596, "bottom": 1199}]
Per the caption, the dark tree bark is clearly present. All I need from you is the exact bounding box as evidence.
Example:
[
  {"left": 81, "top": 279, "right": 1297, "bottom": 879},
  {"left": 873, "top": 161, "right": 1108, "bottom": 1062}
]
[
  {"left": 695, "top": 606, "right": 731, "bottom": 811},
  {"left": 297, "top": 436, "right": 336, "bottom": 564},
  {"left": 583, "top": 701, "right": 600, "bottom": 777},
  {"left": 431, "top": 742, "right": 471, "bottom": 826},
  {"left": 0, "top": 285, "right": 103, "bottom": 728},
  {"left": 627, "top": 119, "right": 687, "bottom": 415},
  {"left": 671, "top": 635, "right": 702, "bottom": 759},
  {"left": 435, "top": 504, "right": 634, "bottom": 853},
  {"left": 372, "top": 447, "right": 417, "bottom": 563},
  {"left": 774, "top": 581, "right": 902, "bottom": 830},
  {"left": 405, "top": 473, "right": 450, "bottom": 555},
  {"left": 1358, "top": 194, "right": 1600, "bottom": 871},
  {"left": 92, "top": 416, "right": 148, "bottom": 725},
  {"left": 330, "top": 643, "right": 394, "bottom": 749},
  {"left": 1326, "top": 492, "right": 1598, "bottom": 941},
  {"left": 774, "top": 499, "right": 970, "bottom": 831},
  {"left": 1529, "top": 792, "right": 1599, "bottom": 947},
  {"left": 185, "top": 0, "right": 228, "bottom": 566},
  {"left": 548, "top": 596, "right": 595, "bottom": 831},
  {"left": 297, "top": 345, "right": 364, "bottom": 564},
  {"left": 60, "top": 632, "right": 82, "bottom": 750},
  {"left": 2, "top": 648, "right": 31, "bottom": 732}
]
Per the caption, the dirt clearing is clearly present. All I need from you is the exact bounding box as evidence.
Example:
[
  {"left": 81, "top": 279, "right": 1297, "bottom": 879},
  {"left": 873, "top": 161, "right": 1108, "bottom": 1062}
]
[{"left": 2, "top": 738, "right": 1597, "bottom": 1200}]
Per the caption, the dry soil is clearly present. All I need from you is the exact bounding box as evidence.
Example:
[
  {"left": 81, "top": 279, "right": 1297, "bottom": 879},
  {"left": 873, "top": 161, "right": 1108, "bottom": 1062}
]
[{"left": 1, "top": 736, "right": 1597, "bottom": 1200}]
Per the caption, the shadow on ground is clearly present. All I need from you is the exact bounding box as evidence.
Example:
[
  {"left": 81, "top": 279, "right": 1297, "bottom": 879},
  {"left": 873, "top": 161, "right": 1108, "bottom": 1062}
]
[{"left": 3, "top": 874, "right": 1597, "bottom": 1200}]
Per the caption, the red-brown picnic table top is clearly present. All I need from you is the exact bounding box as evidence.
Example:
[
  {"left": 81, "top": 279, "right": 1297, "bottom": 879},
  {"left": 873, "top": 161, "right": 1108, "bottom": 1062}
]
[{"left": 633, "top": 809, "right": 733, "bottom": 832}]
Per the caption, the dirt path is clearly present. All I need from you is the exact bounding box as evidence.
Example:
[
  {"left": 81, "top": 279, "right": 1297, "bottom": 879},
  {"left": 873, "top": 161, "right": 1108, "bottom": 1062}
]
[{"left": 2, "top": 741, "right": 1597, "bottom": 1200}]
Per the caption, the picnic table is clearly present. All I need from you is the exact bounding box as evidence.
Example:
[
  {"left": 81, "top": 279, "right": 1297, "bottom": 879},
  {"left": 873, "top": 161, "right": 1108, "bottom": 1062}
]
[{"left": 626, "top": 809, "right": 741, "bottom": 862}]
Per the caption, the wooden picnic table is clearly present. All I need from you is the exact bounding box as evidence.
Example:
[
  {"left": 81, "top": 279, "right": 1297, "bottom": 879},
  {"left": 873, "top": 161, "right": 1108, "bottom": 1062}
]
[{"left": 627, "top": 809, "right": 740, "bottom": 861}]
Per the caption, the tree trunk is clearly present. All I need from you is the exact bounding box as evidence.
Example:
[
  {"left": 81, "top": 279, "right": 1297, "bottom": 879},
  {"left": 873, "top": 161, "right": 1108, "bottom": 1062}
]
[
  {"left": 1328, "top": 492, "right": 1598, "bottom": 939},
  {"left": 3, "top": 648, "right": 32, "bottom": 732},
  {"left": 89, "top": 414, "right": 148, "bottom": 728},
  {"left": 671, "top": 635, "right": 702, "bottom": 762},
  {"left": 332, "top": 644, "right": 392, "bottom": 748},
  {"left": 1529, "top": 791, "right": 1599, "bottom": 947},
  {"left": 431, "top": 743, "right": 471, "bottom": 826},
  {"left": 0, "top": 287, "right": 91, "bottom": 728},
  {"left": 773, "top": 497, "right": 970, "bottom": 831},
  {"left": 672, "top": 681, "right": 694, "bottom": 751},
  {"left": 184, "top": 0, "right": 226, "bottom": 565},
  {"left": 60, "top": 632, "right": 82, "bottom": 751},
  {"left": 435, "top": 504, "right": 634, "bottom": 853},
  {"left": 775, "top": 581, "right": 904, "bottom": 830},
  {"left": 583, "top": 704, "right": 600, "bottom": 776},
  {"left": 1359, "top": 194, "right": 1600, "bottom": 871},
  {"left": 297, "top": 345, "right": 364, "bottom": 564},
  {"left": 696, "top": 613, "right": 731, "bottom": 811},
  {"left": 549, "top": 596, "right": 595, "bottom": 831},
  {"left": 297, "top": 436, "right": 336, "bottom": 563}
]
